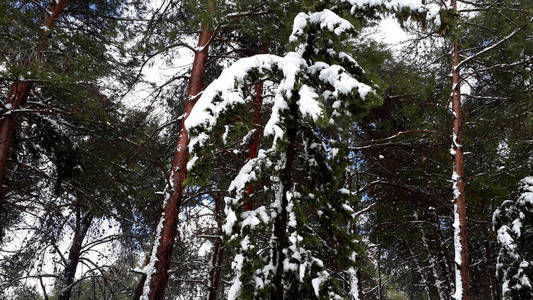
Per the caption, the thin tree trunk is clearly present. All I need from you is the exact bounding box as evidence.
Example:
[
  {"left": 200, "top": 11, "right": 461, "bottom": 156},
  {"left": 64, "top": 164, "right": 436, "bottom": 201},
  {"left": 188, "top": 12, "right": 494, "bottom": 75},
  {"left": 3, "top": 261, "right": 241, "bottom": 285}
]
[
  {"left": 57, "top": 211, "right": 93, "bottom": 300},
  {"left": 243, "top": 82, "right": 263, "bottom": 211},
  {"left": 0, "top": 0, "right": 69, "bottom": 198},
  {"left": 450, "top": 0, "right": 471, "bottom": 298},
  {"left": 485, "top": 241, "right": 499, "bottom": 300},
  {"left": 404, "top": 240, "right": 432, "bottom": 300},
  {"left": 39, "top": 275, "right": 49, "bottom": 300},
  {"left": 208, "top": 192, "right": 224, "bottom": 300},
  {"left": 132, "top": 256, "right": 150, "bottom": 300},
  {"left": 433, "top": 213, "right": 454, "bottom": 299},
  {"left": 134, "top": 12, "right": 214, "bottom": 300},
  {"left": 377, "top": 246, "right": 383, "bottom": 300},
  {"left": 271, "top": 102, "right": 298, "bottom": 300},
  {"left": 420, "top": 225, "right": 451, "bottom": 300}
]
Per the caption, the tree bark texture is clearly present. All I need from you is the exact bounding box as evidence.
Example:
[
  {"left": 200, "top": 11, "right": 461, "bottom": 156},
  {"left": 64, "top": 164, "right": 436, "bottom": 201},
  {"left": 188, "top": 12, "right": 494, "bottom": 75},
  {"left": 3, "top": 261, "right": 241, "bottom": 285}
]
[
  {"left": 135, "top": 20, "right": 213, "bottom": 300},
  {"left": 450, "top": 0, "right": 471, "bottom": 298}
]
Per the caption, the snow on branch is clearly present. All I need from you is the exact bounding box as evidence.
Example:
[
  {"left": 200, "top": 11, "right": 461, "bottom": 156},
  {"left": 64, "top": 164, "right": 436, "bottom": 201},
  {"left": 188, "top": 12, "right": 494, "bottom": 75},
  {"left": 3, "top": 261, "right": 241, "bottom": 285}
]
[
  {"left": 341, "top": 0, "right": 442, "bottom": 25},
  {"left": 185, "top": 49, "right": 374, "bottom": 165},
  {"left": 290, "top": 9, "right": 354, "bottom": 42}
]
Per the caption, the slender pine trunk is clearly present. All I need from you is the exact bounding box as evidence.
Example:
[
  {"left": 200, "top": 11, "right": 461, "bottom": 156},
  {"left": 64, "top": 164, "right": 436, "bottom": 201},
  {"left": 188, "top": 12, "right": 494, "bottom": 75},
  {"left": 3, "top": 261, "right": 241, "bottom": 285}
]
[
  {"left": 132, "top": 256, "right": 149, "bottom": 300},
  {"left": 377, "top": 246, "right": 383, "bottom": 300},
  {"left": 485, "top": 241, "right": 499, "bottom": 300},
  {"left": 134, "top": 12, "right": 214, "bottom": 300},
  {"left": 208, "top": 192, "right": 224, "bottom": 300},
  {"left": 57, "top": 211, "right": 93, "bottom": 300},
  {"left": 207, "top": 80, "right": 263, "bottom": 299},
  {"left": 450, "top": 0, "right": 471, "bottom": 298},
  {"left": 420, "top": 224, "right": 451, "bottom": 300},
  {"left": 404, "top": 240, "right": 432, "bottom": 300}
]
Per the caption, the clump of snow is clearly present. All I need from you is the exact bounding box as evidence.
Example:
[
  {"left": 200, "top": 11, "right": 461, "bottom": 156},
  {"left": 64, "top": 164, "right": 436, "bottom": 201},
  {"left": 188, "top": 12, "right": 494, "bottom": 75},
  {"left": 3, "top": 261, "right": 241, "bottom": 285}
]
[
  {"left": 311, "top": 271, "right": 330, "bottom": 297},
  {"left": 139, "top": 190, "right": 170, "bottom": 300},
  {"left": 290, "top": 10, "right": 353, "bottom": 43},
  {"left": 452, "top": 171, "right": 461, "bottom": 199},
  {"left": 452, "top": 202, "right": 463, "bottom": 300}
]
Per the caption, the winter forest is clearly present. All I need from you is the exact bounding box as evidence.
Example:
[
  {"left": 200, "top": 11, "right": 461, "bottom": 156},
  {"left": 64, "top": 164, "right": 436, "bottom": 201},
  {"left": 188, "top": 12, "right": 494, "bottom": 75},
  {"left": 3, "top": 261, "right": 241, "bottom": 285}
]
[{"left": 0, "top": 0, "right": 532, "bottom": 299}]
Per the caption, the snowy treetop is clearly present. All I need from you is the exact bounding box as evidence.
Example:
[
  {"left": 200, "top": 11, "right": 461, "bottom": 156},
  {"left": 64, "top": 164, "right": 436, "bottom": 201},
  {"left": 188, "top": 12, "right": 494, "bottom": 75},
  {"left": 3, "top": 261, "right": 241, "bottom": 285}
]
[{"left": 185, "top": 8, "right": 377, "bottom": 165}]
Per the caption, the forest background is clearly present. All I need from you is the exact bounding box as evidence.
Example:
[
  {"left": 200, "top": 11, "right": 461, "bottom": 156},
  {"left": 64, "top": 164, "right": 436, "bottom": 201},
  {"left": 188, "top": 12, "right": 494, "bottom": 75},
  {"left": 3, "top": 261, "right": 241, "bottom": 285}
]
[{"left": 0, "top": 0, "right": 532, "bottom": 299}]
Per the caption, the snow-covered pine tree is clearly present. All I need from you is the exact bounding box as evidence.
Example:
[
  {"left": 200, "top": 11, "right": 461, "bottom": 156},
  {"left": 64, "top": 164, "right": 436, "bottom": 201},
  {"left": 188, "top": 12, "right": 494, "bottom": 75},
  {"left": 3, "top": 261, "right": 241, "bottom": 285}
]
[
  {"left": 493, "top": 174, "right": 533, "bottom": 299},
  {"left": 185, "top": 7, "right": 383, "bottom": 299}
]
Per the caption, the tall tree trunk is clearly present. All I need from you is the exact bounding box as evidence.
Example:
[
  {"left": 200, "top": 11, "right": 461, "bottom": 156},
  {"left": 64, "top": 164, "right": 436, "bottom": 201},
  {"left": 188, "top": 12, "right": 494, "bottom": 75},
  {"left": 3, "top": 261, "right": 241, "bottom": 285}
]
[
  {"left": 450, "top": 0, "right": 471, "bottom": 298},
  {"left": 271, "top": 102, "right": 298, "bottom": 300},
  {"left": 243, "top": 81, "right": 263, "bottom": 211},
  {"left": 134, "top": 12, "right": 214, "bottom": 300},
  {"left": 208, "top": 192, "right": 224, "bottom": 300},
  {"left": 57, "top": 210, "right": 93, "bottom": 300},
  {"left": 0, "top": 0, "right": 69, "bottom": 198}
]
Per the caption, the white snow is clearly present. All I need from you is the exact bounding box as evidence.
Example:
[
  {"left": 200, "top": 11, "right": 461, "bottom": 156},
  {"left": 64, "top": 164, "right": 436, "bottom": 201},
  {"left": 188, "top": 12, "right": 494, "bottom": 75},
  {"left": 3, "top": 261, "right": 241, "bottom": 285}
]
[
  {"left": 228, "top": 255, "right": 244, "bottom": 300},
  {"left": 452, "top": 171, "right": 461, "bottom": 199},
  {"left": 298, "top": 85, "right": 323, "bottom": 121},
  {"left": 452, "top": 202, "right": 463, "bottom": 300},
  {"left": 140, "top": 190, "right": 170, "bottom": 300},
  {"left": 311, "top": 271, "right": 329, "bottom": 297},
  {"left": 290, "top": 10, "right": 353, "bottom": 43}
]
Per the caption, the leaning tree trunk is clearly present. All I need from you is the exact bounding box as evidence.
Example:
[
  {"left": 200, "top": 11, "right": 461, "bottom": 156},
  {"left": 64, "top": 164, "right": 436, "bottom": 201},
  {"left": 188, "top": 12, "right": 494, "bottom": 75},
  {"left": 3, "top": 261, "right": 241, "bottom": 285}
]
[
  {"left": 134, "top": 13, "right": 214, "bottom": 300},
  {"left": 0, "top": 0, "right": 69, "bottom": 198},
  {"left": 449, "top": 0, "right": 471, "bottom": 298},
  {"left": 57, "top": 211, "right": 93, "bottom": 300}
]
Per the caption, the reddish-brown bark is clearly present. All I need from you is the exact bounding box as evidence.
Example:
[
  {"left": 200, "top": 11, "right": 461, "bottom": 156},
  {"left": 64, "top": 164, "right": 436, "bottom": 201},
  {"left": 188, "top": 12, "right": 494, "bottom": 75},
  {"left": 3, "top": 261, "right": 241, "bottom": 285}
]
[
  {"left": 0, "top": 0, "right": 69, "bottom": 197},
  {"left": 134, "top": 23, "right": 213, "bottom": 300},
  {"left": 243, "top": 82, "right": 263, "bottom": 211},
  {"left": 450, "top": 0, "right": 471, "bottom": 298}
]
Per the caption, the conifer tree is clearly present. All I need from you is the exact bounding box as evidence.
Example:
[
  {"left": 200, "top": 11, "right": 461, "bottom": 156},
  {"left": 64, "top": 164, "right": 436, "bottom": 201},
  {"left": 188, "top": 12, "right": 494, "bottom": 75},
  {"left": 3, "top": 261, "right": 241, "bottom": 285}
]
[
  {"left": 493, "top": 174, "right": 533, "bottom": 299},
  {"left": 185, "top": 7, "right": 383, "bottom": 298}
]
